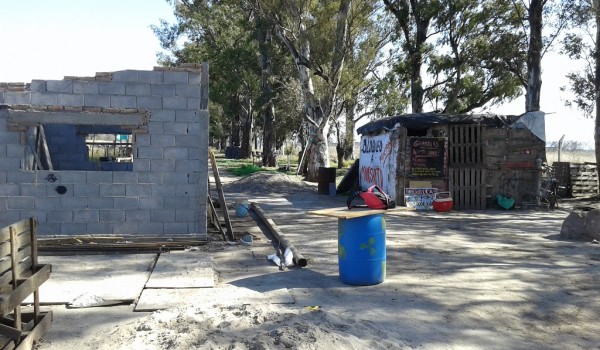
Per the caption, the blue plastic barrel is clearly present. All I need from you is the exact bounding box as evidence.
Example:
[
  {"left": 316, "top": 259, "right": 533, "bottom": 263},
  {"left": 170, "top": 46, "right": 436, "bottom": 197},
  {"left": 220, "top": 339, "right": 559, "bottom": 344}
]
[
  {"left": 235, "top": 200, "right": 250, "bottom": 217},
  {"left": 337, "top": 214, "right": 386, "bottom": 285}
]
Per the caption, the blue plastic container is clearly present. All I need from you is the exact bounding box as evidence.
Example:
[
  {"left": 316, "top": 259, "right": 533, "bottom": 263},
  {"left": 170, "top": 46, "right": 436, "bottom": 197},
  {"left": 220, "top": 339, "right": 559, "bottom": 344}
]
[
  {"left": 235, "top": 200, "right": 250, "bottom": 217},
  {"left": 337, "top": 214, "right": 386, "bottom": 285}
]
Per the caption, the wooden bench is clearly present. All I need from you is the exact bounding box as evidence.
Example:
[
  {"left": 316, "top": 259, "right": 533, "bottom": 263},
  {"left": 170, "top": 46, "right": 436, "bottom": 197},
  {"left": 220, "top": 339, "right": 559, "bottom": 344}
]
[{"left": 0, "top": 218, "right": 52, "bottom": 350}]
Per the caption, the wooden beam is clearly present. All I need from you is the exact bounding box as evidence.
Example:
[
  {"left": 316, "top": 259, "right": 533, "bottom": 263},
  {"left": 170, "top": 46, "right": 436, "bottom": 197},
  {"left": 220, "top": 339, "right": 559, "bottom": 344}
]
[{"left": 208, "top": 149, "right": 234, "bottom": 241}]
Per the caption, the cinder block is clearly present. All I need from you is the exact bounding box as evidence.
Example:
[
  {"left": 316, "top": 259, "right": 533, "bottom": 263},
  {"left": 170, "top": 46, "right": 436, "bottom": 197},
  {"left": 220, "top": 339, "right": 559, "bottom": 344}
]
[
  {"left": 0, "top": 157, "right": 20, "bottom": 170},
  {"left": 174, "top": 135, "right": 199, "bottom": 148},
  {"left": 87, "top": 171, "right": 113, "bottom": 183},
  {"left": 112, "top": 70, "right": 139, "bottom": 82},
  {"left": 135, "top": 134, "right": 151, "bottom": 147},
  {"left": 163, "top": 96, "right": 188, "bottom": 110},
  {"left": 136, "top": 146, "right": 164, "bottom": 160},
  {"left": 37, "top": 223, "right": 60, "bottom": 235},
  {"left": 176, "top": 160, "right": 201, "bottom": 172},
  {"left": 113, "top": 221, "right": 139, "bottom": 235},
  {"left": 114, "top": 197, "right": 139, "bottom": 210},
  {"left": 99, "top": 210, "right": 126, "bottom": 223},
  {"left": 138, "top": 172, "right": 163, "bottom": 184},
  {"left": 186, "top": 172, "right": 201, "bottom": 184},
  {"left": 0, "top": 197, "right": 6, "bottom": 210},
  {"left": 0, "top": 184, "right": 20, "bottom": 196},
  {"left": 150, "top": 135, "right": 175, "bottom": 147},
  {"left": 150, "top": 84, "right": 175, "bottom": 97},
  {"left": 187, "top": 149, "right": 200, "bottom": 160},
  {"left": 138, "top": 70, "right": 163, "bottom": 84},
  {"left": 113, "top": 172, "right": 138, "bottom": 184},
  {"left": 175, "top": 84, "right": 200, "bottom": 98},
  {"left": 110, "top": 95, "right": 137, "bottom": 108},
  {"left": 46, "top": 80, "right": 73, "bottom": 93},
  {"left": 163, "top": 71, "right": 189, "bottom": 84},
  {"left": 164, "top": 222, "right": 189, "bottom": 234},
  {"left": 7, "top": 196, "right": 34, "bottom": 209},
  {"left": 150, "top": 159, "right": 175, "bottom": 172},
  {"left": 47, "top": 184, "right": 73, "bottom": 197},
  {"left": 0, "top": 211, "right": 21, "bottom": 225},
  {"left": 186, "top": 122, "right": 201, "bottom": 135},
  {"left": 58, "top": 93, "right": 84, "bottom": 107},
  {"left": 86, "top": 222, "right": 113, "bottom": 235},
  {"left": 60, "top": 171, "right": 87, "bottom": 183},
  {"left": 164, "top": 147, "right": 189, "bottom": 160},
  {"left": 176, "top": 184, "right": 198, "bottom": 197},
  {"left": 0, "top": 92, "right": 3, "bottom": 103},
  {"left": 0, "top": 171, "right": 5, "bottom": 183},
  {"left": 73, "top": 209, "right": 100, "bottom": 222},
  {"left": 132, "top": 159, "right": 150, "bottom": 172},
  {"left": 126, "top": 210, "right": 151, "bottom": 222},
  {"left": 7, "top": 170, "right": 34, "bottom": 183},
  {"left": 125, "top": 83, "right": 151, "bottom": 96},
  {"left": 125, "top": 184, "right": 152, "bottom": 197},
  {"left": 60, "top": 223, "right": 87, "bottom": 235},
  {"left": 151, "top": 184, "right": 176, "bottom": 197},
  {"left": 136, "top": 96, "right": 162, "bottom": 109},
  {"left": 162, "top": 173, "right": 188, "bottom": 185},
  {"left": 139, "top": 222, "right": 164, "bottom": 235},
  {"left": 4, "top": 92, "right": 31, "bottom": 104},
  {"left": 46, "top": 210, "right": 73, "bottom": 223},
  {"left": 99, "top": 184, "right": 126, "bottom": 196},
  {"left": 31, "top": 92, "right": 58, "bottom": 105},
  {"left": 139, "top": 197, "right": 164, "bottom": 210},
  {"left": 99, "top": 81, "right": 126, "bottom": 95},
  {"left": 149, "top": 109, "right": 175, "bottom": 122},
  {"left": 73, "top": 81, "right": 99, "bottom": 94},
  {"left": 164, "top": 197, "right": 189, "bottom": 209},
  {"left": 20, "top": 210, "right": 47, "bottom": 223},
  {"left": 175, "top": 209, "right": 196, "bottom": 221},
  {"left": 188, "top": 73, "right": 202, "bottom": 85},
  {"left": 60, "top": 197, "right": 88, "bottom": 209},
  {"left": 148, "top": 122, "right": 164, "bottom": 134},
  {"left": 187, "top": 98, "right": 200, "bottom": 110},
  {"left": 175, "top": 110, "right": 198, "bottom": 122},
  {"left": 30, "top": 80, "right": 47, "bottom": 92},
  {"left": 84, "top": 94, "right": 110, "bottom": 107},
  {"left": 163, "top": 122, "right": 189, "bottom": 135},
  {"left": 88, "top": 197, "right": 114, "bottom": 209},
  {"left": 150, "top": 209, "right": 175, "bottom": 222},
  {"left": 73, "top": 184, "right": 100, "bottom": 197},
  {"left": 22, "top": 184, "right": 47, "bottom": 197}
]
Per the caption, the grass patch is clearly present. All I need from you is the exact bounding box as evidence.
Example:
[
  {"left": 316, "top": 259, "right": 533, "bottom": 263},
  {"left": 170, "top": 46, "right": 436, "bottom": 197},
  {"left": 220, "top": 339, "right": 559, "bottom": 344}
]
[{"left": 229, "top": 164, "right": 269, "bottom": 176}]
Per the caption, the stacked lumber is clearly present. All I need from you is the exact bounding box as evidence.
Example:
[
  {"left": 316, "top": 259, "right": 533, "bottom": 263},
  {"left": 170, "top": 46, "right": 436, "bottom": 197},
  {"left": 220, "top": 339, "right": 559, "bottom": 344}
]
[{"left": 570, "top": 163, "right": 599, "bottom": 197}]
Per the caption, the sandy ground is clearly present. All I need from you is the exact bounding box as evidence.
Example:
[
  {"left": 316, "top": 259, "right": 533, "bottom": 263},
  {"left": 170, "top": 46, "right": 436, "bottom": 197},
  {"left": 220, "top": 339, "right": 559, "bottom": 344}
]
[{"left": 35, "top": 172, "right": 600, "bottom": 350}]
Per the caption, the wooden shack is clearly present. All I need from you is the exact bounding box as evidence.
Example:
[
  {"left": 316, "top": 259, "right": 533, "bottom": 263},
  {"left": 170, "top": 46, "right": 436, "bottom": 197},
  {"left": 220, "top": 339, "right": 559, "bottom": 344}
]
[{"left": 356, "top": 112, "right": 547, "bottom": 210}]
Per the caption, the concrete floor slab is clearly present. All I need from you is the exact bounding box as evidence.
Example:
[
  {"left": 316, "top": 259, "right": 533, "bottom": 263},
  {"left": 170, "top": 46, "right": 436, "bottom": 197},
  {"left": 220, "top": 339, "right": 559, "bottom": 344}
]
[{"left": 145, "top": 251, "right": 215, "bottom": 288}]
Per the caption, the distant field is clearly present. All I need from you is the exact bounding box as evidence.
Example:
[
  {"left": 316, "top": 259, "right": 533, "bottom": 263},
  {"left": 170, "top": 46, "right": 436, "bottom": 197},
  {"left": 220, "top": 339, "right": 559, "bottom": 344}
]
[{"left": 546, "top": 149, "right": 596, "bottom": 164}]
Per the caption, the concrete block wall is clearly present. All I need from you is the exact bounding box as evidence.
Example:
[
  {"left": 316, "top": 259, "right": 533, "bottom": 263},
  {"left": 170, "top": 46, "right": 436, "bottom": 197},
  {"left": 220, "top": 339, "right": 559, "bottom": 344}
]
[{"left": 0, "top": 64, "right": 208, "bottom": 236}]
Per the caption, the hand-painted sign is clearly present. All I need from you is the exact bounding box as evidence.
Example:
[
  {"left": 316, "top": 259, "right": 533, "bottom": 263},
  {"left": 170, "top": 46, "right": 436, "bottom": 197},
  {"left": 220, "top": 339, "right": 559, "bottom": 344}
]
[
  {"left": 404, "top": 188, "right": 438, "bottom": 210},
  {"left": 410, "top": 137, "right": 447, "bottom": 178},
  {"left": 359, "top": 133, "right": 398, "bottom": 200}
]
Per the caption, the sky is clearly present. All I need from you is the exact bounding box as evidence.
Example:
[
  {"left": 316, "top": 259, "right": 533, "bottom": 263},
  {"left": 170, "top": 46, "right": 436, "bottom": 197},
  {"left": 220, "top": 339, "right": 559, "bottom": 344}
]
[{"left": 0, "top": 1, "right": 595, "bottom": 149}]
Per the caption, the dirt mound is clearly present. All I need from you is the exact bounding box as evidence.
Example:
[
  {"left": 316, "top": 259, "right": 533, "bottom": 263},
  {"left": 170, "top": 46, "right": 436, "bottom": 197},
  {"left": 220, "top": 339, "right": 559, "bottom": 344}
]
[{"left": 224, "top": 172, "right": 315, "bottom": 194}]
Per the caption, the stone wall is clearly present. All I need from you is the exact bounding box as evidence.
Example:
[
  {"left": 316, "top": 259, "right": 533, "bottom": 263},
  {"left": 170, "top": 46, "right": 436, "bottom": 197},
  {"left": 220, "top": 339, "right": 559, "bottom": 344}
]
[{"left": 0, "top": 64, "right": 208, "bottom": 236}]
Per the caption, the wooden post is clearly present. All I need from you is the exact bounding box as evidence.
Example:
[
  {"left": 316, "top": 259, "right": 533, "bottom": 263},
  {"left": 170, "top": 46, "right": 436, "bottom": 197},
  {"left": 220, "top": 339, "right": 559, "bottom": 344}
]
[{"left": 208, "top": 149, "right": 234, "bottom": 241}]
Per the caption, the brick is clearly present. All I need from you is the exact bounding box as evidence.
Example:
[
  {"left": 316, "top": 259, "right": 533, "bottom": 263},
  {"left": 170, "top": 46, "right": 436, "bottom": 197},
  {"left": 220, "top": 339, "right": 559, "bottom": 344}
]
[
  {"left": 58, "top": 94, "right": 84, "bottom": 107},
  {"left": 86, "top": 222, "right": 113, "bottom": 235},
  {"left": 7, "top": 196, "right": 34, "bottom": 209},
  {"left": 163, "top": 96, "right": 188, "bottom": 110},
  {"left": 126, "top": 210, "right": 151, "bottom": 222},
  {"left": 150, "top": 109, "right": 175, "bottom": 122},
  {"left": 139, "top": 197, "right": 164, "bottom": 210},
  {"left": 30, "top": 80, "right": 47, "bottom": 92},
  {"left": 150, "top": 159, "right": 175, "bottom": 172},
  {"left": 73, "top": 81, "right": 99, "bottom": 94},
  {"left": 99, "top": 184, "right": 126, "bottom": 196},
  {"left": 110, "top": 95, "right": 137, "bottom": 108},
  {"left": 7, "top": 170, "right": 34, "bottom": 183},
  {"left": 99, "top": 210, "right": 126, "bottom": 223},
  {"left": 46, "top": 80, "right": 73, "bottom": 93},
  {"left": 73, "top": 184, "right": 100, "bottom": 196},
  {"left": 113, "top": 221, "right": 139, "bottom": 235},
  {"left": 139, "top": 222, "right": 164, "bottom": 235},
  {"left": 88, "top": 197, "right": 114, "bottom": 209},
  {"left": 175, "top": 110, "right": 198, "bottom": 122},
  {"left": 84, "top": 94, "right": 110, "bottom": 107},
  {"left": 60, "top": 223, "right": 87, "bottom": 235},
  {"left": 136, "top": 146, "right": 163, "bottom": 160},
  {"left": 163, "top": 122, "right": 189, "bottom": 135},
  {"left": 125, "top": 184, "right": 152, "bottom": 197},
  {"left": 150, "top": 135, "right": 175, "bottom": 147},
  {"left": 112, "top": 70, "right": 139, "bottom": 82},
  {"left": 73, "top": 209, "right": 99, "bottom": 222},
  {"left": 113, "top": 172, "right": 138, "bottom": 184},
  {"left": 150, "top": 209, "right": 175, "bottom": 222},
  {"left": 164, "top": 222, "right": 189, "bottom": 234},
  {"left": 114, "top": 197, "right": 139, "bottom": 210},
  {"left": 87, "top": 171, "right": 113, "bottom": 183},
  {"left": 150, "top": 84, "right": 175, "bottom": 97},
  {"left": 31, "top": 92, "right": 58, "bottom": 105},
  {"left": 4, "top": 92, "right": 31, "bottom": 104},
  {"left": 164, "top": 71, "right": 189, "bottom": 84},
  {"left": 60, "top": 197, "right": 88, "bottom": 209},
  {"left": 137, "top": 96, "right": 162, "bottom": 109},
  {"left": 46, "top": 210, "right": 74, "bottom": 223},
  {"left": 99, "top": 82, "right": 126, "bottom": 95},
  {"left": 125, "top": 83, "right": 151, "bottom": 96},
  {"left": 138, "top": 71, "right": 163, "bottom": 84}
]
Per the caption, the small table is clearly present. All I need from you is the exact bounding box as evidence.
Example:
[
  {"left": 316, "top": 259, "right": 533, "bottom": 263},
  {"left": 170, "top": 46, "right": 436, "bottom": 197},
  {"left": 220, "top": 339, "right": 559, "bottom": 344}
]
[{"left": 307, "top": 207, "right": 414, "bottom": 285}]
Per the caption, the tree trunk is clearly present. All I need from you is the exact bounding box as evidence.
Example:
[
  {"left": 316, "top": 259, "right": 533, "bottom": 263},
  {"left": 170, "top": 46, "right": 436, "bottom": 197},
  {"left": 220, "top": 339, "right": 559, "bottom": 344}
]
[
  {"left": 595, "top": 0, "right": 600, "bottom": 175},
  {"left": 526, "top": 0, "right": 543, "bottom": 112},
  {"left": 258, "top": 23, "right": 277, "bottom": 167},
  {"left": 240, "top": 95, "right": 253, "bottom": 159},
  {"left": 231, "top": 112, "right": 241, "bottom": 147},
  {"left": 262, "top": 103, "right": 277, "bottom": 166}
]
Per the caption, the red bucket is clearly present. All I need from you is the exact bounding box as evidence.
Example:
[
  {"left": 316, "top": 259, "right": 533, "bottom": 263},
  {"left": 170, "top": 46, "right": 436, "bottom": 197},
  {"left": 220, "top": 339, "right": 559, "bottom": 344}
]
[{"left": 433, "top": 192, "right": 453, "bottom": 212}]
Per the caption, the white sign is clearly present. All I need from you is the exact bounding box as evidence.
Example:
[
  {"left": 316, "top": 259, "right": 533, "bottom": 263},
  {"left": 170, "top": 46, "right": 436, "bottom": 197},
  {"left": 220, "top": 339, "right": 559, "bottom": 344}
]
[{"left": 359, "top": 133, "right": 398, "bottom": 200}]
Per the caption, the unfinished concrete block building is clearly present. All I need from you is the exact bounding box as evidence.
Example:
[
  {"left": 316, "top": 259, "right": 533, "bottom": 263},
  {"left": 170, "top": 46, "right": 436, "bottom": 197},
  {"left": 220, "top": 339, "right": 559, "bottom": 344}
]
[{"left": 0, "top": 63, "right": 209, "bottom": 237}]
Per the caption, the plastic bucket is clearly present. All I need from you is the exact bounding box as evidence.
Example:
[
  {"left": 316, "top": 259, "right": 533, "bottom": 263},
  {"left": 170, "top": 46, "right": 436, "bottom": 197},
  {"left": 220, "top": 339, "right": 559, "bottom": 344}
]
[
  {"left": 235, "top": 200, "right": 250, "bottom": 217},
  {"left": 338, "top": 214, "right": 386, "bottom": 285}
]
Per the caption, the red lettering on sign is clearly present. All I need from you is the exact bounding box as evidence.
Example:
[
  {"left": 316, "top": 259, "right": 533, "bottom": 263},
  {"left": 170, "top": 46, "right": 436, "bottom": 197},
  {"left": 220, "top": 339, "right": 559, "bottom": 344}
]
[{"left": 360, "top": 166, "right": 383, "bottom": 188}]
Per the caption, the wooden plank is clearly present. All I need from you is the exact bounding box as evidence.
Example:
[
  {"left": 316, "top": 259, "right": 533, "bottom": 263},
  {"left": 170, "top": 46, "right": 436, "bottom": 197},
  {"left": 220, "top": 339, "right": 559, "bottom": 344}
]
[
  {"left": 307, "top": 206, "right": 414, "bottom": 219},
  {"left": 208, "top": 149, "right": 234, "bottom": 241},
  {"left": 0, "top": 265, "right": 51, "bottom": 317},
  {"left": 14, "top": 311, "right": 52, "bottom": 350},
  {"left": 36, "top": 126, "right": 53, "bottom": 171}
]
